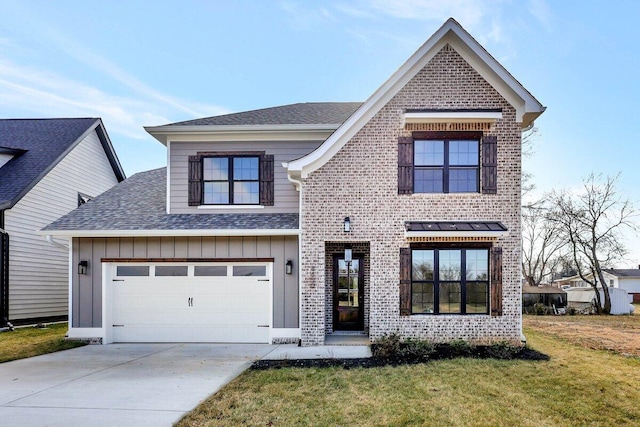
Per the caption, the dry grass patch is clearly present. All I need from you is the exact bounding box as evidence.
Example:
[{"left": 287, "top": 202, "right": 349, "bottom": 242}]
[
  {"left": 0, "top": 323, "right": 85, "bottom": 363},
  {"left": 524, "top": 312, "right": 640, "bottom": 357},
  {"left": 176, "top": 329, "right": 640, "bottom": 427}
]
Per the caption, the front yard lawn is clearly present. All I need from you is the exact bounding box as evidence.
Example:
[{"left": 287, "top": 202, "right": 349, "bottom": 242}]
[
  {"left": 0, "top": 323, "right": 85, "bottom": 363},
  {"left": 177, "top": 324, "right": 640, "bottom": 427}
]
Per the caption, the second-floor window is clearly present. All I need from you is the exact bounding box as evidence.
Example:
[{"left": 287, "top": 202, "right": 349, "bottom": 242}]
[
  {"left": 188, "top": 151, "right": 274, "bottom": 207},
  {"left": 203, "top": 156, "right": 259, "bottom": 205},
  {"left": 414, "top": 139, "right": 479, "bottom": 193}
]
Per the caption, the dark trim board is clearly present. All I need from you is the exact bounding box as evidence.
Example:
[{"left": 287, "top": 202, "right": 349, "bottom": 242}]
[{"left": 101, "top": 257, "right": 275, "bottom": 263}]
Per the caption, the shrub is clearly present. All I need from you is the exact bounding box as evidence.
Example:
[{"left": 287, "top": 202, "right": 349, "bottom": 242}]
[
  {"left": 371, "top": 333, "right": 401, "bottom": 359},
  {"left": 399, "top": 338, "right": 435, "bottom": 361},
  {"left": 484, "top": 341, "right": 522, "bottom": 359},
  {"left": 446, "top": 339, "right": 474, "bottom": 357},
  {"left": 534, "top": 303, "right": 547, "bottom": 315}
]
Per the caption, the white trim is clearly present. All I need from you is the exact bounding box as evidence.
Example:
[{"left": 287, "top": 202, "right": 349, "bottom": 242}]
[
  {"left": 404, "top": 111, "right": 502, "bottom": 124},
  {"left": 103, "top": 262, "right": 112, "bottom": 344},
  {"left": 270, "top": 328, "right": 301, "bottom": 340},
  {"left": 404, "top": 230, "right": 508, "bottom": 239},
  {"left": 286, "top": 18, "right": 545, "bottom": 179},
  {"left": 145, "top": 124, "right": 337, "bottom": 146},
  {"left": 66, "top": 327, "right": 105, "bottom": 340},
  {"left": 197, "top": 205, "right": 265, "bottom": 210},
  {"left": 166, "top": 139, "right": 171, "bottom": 214},
  {"left": 68, "top": 238, "right": 73, "bottom": 330},
  {"left": 40, "top": 228, "right": 301, "bottom": 238}
]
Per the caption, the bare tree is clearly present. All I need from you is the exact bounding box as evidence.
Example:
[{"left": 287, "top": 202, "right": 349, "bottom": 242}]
[
  {"left": 549, "top": 173, "right": 636, "bottom": 313},
  {"left": 522, "top": 201, "right": 566, "bottom": 286},
  {"left": 521, "top": 127, "right": 538, "bottom": 203}
]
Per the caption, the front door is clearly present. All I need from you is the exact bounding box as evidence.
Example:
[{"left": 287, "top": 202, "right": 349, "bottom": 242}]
[{"left": 333, "top": 255, "right": 364, "bottom": 331}]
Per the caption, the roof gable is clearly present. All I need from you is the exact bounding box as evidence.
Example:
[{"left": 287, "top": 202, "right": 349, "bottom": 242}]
[
  {"left": 0, "top": 118, "right": 126, "bottom": 209},
  {"left": 285, "top": 18, "right": 545, "bottom": 179}
]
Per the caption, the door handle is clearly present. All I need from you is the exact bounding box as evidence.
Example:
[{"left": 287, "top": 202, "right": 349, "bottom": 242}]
[{"left": 188, "top": 297, "right": 193, "bottom": 307}]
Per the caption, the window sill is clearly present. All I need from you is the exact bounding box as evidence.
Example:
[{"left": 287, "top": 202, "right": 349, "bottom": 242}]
[{"left": 197, "top": 205, "right": 265, "bottom": 210}]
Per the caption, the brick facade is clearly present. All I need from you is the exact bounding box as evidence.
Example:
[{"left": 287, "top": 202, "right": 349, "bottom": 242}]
[{"left": 300, "top": 45, "right": 523, "bottom": 346}]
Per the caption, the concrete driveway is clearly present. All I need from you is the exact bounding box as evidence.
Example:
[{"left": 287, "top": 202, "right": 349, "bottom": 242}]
[{"left": 0, "top": 343, "right": 277, "bottom": 427}]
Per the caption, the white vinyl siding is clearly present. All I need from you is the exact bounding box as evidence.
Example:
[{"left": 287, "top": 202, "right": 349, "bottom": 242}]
[
  {"left": 169, "top": 141, "right": 321, "bottom": 214},
  {"left": 5, "top": 129, "right": 120, "bottom": 321}
]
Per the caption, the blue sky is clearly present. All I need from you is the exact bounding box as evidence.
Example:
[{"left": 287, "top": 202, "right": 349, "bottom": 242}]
[{"left": 1, "top": 0, "right": 639, "bottom": 265}]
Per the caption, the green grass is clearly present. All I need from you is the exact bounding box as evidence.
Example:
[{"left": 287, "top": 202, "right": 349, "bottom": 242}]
[
  {"left": 176, "top": 329, "right": 640, "bottom": 427},
  {"left": 0, "top": 323, "right": 85, "bottom": 363}
]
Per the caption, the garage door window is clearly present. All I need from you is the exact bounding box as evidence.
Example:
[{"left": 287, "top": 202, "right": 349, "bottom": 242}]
[
  {"left": 155, "top": 266, "right": 188, "bottom": 276},
  {"left": 116, "top": 266, "right": 149, "bottom": 277},
  {"left": 233, "top": 265, "right": 267, "bottom": 277},
  {"left": 194, "top": 266, "right": 227, "bottom": 276}
]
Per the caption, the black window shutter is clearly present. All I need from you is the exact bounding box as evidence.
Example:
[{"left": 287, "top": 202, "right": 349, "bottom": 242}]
[
  {"left": 259, "top": 154, "right": 274, "bottom": 206},
  {"left": 188, "top": 155, "right": 202, "bottom": 206},
  {"left": 481, "top": 135, "right": 498, "bottom": 194},
  {"left": 399, "top": 247, "right": 412, "bottom": 316},
  {"left": 398, "top": 136, "right": 414, "bottom": 194},
  {"left": 490, "top": 246, "right": 503, "bottom": 317}
]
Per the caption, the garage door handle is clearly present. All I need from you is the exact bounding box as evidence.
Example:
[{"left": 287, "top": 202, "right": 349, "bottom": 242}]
[
  {"left": 188, "top": 297, "right": 193, "bottom": 307},
  {"left": 257, "top": 325, "right": 269, "bottom": 328}
]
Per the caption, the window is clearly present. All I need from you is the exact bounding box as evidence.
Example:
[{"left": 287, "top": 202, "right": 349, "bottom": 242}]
[
  {"left": 203, "top": 156, "right": 259, "bottom": 205},
  {"left": 414, "top": 139, "right": 479, "bottom": 193},
  {"left": 155, "top": 266, "right": 188, "bottom": 276},
  {"left": 116, "top": 266, "right": 149, "bottom": 277},
  {"left": 398, "top": 132, "right": 497, "bottom": 195},
  {"left": 188, "top": 152, "right": 274, "bottom": 206},
  {"left": 233, "top": 265, "right": 267, "bottom": 277},
  {"left": 411, "top": 248, "right": 488, "bottom": 315}
]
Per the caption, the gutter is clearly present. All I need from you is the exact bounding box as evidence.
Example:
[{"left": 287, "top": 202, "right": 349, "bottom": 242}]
[{"left": 45, "top": 235, "right": 69, "bottom": 249}]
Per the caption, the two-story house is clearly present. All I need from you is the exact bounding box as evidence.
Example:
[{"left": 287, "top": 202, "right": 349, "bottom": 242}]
[
  {"left": 1, "top": 118, "right": 124, "bottom": 327},
  {"left": 43, "top": 19, "right": 544, "bottom": 345}
]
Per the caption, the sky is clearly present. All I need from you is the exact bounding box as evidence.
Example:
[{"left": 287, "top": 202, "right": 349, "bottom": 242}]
[{"left": 1, "top": 0, "right": 639, "bottom": 266}]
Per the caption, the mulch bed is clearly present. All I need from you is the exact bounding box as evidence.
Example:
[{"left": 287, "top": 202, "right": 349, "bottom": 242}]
[{"left": 252, "top": 346, "right": 548, "bottom": 370}]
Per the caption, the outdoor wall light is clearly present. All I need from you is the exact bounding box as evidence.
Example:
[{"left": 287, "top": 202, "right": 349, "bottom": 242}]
[
  {"left": 344, "top": 217, "right": 351, "bottom": 232},
  {"left": 285, "top": 259, "right": 293, "bottom": 275},
  {"left": 344, "top": 247, "right": 353, "bottom": 263},
  {"left": 78, "top": 260, "right": 88, "bottom": 275}
]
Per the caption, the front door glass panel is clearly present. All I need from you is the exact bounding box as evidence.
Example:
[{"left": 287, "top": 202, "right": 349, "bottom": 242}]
[{"left": 334, "top": 257, "right": 364, "bottom": 331}]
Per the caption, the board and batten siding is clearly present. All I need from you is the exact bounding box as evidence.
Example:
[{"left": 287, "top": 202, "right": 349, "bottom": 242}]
[
  {"left": 72, "top": 235, "right": 299, "bottom": 329},
  {"left": 5, "top": 130, "right": 120, "bottom": 321},
  {"left": 169, "top": 141, "right": 321, "bottom": 214}
]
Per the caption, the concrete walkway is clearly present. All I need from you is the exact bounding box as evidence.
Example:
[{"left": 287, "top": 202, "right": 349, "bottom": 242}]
[{"left": 0, "top": 342, "right": 371, "bottom": 427}]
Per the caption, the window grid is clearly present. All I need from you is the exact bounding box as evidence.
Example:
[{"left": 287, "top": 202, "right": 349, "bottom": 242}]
[
  {"left": 411, "top": 248, "right": 489, "bottom": 315},
  {"left": 414, "top": 139, "right": 479, "bottom": 193},
  {"left": 202, "top": 156, "right": 259, "bottom": 205}
]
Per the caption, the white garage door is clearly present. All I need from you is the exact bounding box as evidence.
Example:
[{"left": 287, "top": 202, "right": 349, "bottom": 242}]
[{"left": 110, "top": 263, "right": 271, "bottom": 343}]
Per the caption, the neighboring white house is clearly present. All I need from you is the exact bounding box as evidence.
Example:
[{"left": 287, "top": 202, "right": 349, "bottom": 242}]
[
  {"left": 554, "top": 268, "right": 640, "bottom": 303},
  {"left": 0, "top": 118, "right": 125, "bottom": 326}
]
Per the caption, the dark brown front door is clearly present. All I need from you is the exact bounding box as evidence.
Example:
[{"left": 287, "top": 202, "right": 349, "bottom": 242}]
[{"left": 333, "top": 255, "right": 364, "bottom": 331}]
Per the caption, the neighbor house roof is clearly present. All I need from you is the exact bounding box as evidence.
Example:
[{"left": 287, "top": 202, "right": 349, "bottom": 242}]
[
  {"left": 603, "top": 269, "right": 640, "bottom": 278},
  {"left": 285, "top": 18, "right": 546, "bottom": 179},
  {"left": 0, "top": 118, "right": 125, "bottom": 210},
  {"left": 522, "top": 286, "right": 566, "bottom": 295},
  {"left": 42, "top": 168, "right": 299, "bottom": 237}
]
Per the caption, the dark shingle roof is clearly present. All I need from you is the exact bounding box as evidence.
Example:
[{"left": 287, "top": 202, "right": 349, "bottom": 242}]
[
  {"left": 0, "top": 118, "right": 125, "bottom": 209},
  {"left": 43, "top": 168, "right": 298, "bottom": 232},
  {"left": 603, "top": 269, "right": 640, "bottom": 278},
  {"left": 405, "top": 221, "right": 508, "bottom": 232},
  {"left": 166, "top": 102, "right": 362, "bottom": 126}
]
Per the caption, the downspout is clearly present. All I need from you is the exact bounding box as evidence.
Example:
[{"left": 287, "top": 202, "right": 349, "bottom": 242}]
[
  {"left": 46, "top": 235, "right": 69, "bottom": 250},
  {"left": 285, "top": 166, "right": 304, "bottom": 345},
  {"left": 519, "top": 122, "right": 534, "bottom": 344}
]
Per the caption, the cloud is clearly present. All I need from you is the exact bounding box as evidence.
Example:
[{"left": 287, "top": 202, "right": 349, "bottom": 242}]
[
  {"left": 0, "top": 59, "right": 210, "bottom": 140},
  {"left": 528, "top": 0, "right": 553, "bottom": 30}
]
